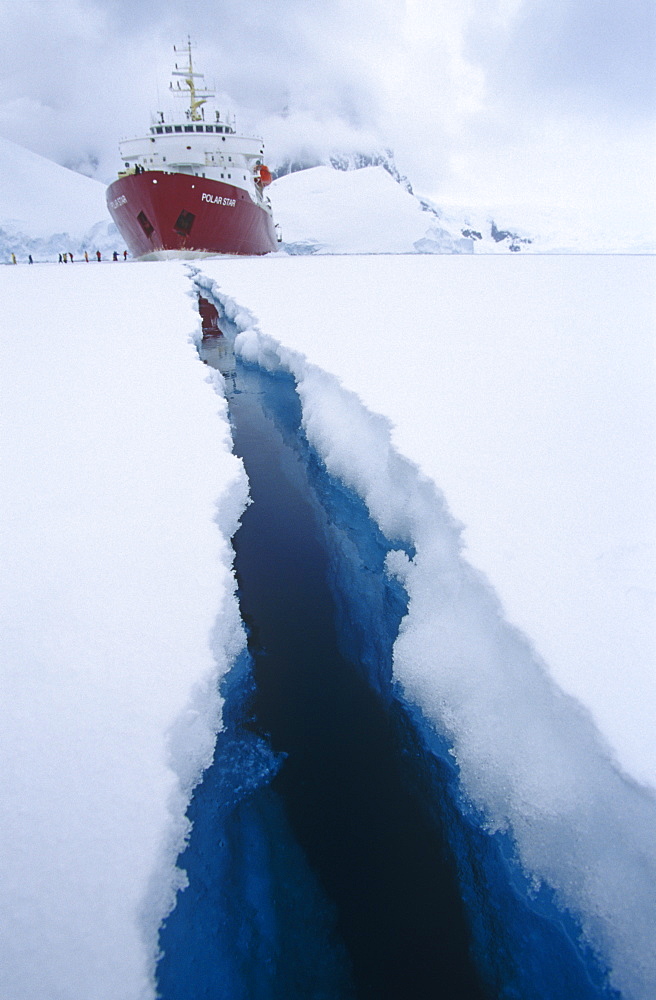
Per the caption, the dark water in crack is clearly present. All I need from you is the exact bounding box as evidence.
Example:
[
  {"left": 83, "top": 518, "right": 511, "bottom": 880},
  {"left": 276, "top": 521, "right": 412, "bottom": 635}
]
[{"left": 226, "top": 355, "right": 486, "bottom": 1000}]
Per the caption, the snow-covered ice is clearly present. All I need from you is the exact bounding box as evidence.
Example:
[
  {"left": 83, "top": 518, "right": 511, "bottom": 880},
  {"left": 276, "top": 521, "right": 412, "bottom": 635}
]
[{"left": 0, "top": 262, "right": 247, "bottom": 999}]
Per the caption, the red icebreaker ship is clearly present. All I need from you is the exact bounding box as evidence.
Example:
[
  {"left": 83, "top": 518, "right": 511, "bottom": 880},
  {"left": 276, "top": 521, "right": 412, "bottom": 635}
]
[{"left": 106, "top": 39, "right": 279, "bottom": 260}]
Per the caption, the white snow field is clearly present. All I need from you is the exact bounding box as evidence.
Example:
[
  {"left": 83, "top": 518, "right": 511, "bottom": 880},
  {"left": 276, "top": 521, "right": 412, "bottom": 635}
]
[{"left": 0, "top": 263, "right": 248, "bottom": 999}]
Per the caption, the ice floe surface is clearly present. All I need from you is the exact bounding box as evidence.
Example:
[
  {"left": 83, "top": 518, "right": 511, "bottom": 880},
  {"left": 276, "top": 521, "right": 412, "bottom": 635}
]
[{"left": 0, "top": 262, "right": 246, "bottom": 999}]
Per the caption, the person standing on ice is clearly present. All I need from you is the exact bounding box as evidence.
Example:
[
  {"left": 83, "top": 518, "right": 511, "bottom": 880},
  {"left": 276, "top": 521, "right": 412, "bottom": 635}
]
[
  {"left": 123, "top": 250, "right": 128, "bottom": 260},
  {"left": 112, "top": 251, "right": 119, "bottom": 261},
  {"left": 11, "top": 253, "right": 16, "bottom": 265},
  {"left": 28, "top": 255, "right": 33, "bottom": 264},
  {"left": 96, "top": 250, "right": 101, "bottom": 262},
  {"left": 84, "top": 251, "right": 89, "bottom": 263}
]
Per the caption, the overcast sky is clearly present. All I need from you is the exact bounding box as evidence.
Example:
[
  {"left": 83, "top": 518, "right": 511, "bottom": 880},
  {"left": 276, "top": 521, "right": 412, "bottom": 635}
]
[{"left": 1, "top": 0, "right": 654, "bottom": 230}]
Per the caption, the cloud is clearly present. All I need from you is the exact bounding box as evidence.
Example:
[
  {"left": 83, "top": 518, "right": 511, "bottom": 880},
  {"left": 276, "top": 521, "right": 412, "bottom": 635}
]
[{"left": 466, "top": 0, "right": 656, "bottom": 119}]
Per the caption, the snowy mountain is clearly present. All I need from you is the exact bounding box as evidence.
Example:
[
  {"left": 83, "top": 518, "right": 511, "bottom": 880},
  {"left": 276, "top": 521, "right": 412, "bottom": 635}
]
[
  {"left": 271, "top": 165, "right": 474, "bottom": 254},
  {"left": 268, "top": 145, "right": 558, "bottom": 253},
  {"left": 0, "top": 136, "right": 123, "bottom": 261},
  {"left": 271, "top": 163, "right": 655, "bottom": 254},
  {"left": 272, "top": 145, "right": 414, "bottom": 193}
]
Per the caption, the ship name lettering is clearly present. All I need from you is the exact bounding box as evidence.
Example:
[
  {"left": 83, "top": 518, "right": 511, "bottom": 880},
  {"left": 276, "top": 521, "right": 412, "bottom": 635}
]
[
  {"left": 110, "top": 194, "right": 128, "bottom": 210},
  {"left": 201, "top": 192, "right": 236, "bottom": 208}
]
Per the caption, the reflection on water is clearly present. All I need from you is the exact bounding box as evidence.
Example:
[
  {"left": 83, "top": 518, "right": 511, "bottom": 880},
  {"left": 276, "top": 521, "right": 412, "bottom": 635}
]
[
  {"left": 198, "top": 295, "right": 237, "bottom": 393},
  {"left": 198, "top": 294, "right": 222, "bottom": 335}
]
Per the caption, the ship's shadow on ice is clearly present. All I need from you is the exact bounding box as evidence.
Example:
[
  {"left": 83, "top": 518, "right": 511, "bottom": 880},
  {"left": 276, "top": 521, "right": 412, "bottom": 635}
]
[{"left": 156, "top": 299, "right": 619, "bottom": 1000}]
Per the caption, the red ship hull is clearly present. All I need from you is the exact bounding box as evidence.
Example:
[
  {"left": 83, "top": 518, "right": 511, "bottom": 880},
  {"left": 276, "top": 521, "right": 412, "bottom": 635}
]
[{"left": 106, "top": 171, "right": 277, "bottom": 259}]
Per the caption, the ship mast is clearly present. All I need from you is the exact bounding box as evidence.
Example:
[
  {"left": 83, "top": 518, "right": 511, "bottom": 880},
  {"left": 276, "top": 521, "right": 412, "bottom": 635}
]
[{"left": 170, "top": 37, "right": 213, "bottom": 121}]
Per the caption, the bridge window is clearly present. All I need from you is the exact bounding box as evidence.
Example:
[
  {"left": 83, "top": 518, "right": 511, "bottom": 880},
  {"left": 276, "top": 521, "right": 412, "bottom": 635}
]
[
  {"left": 174, "top": 125, "right": 182, "bottom": 133},
  {"left": 164, "top": 126, "right": 172, "bottom": 133},
  {"left": 195, "top": 125, "right": 204, "bottom": 132},
  {"left": 156, "top": 127, "right": 163, "bottom": 134},
  {"left": 184, "top": 125, "right": 194, "bottom": 132}
]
